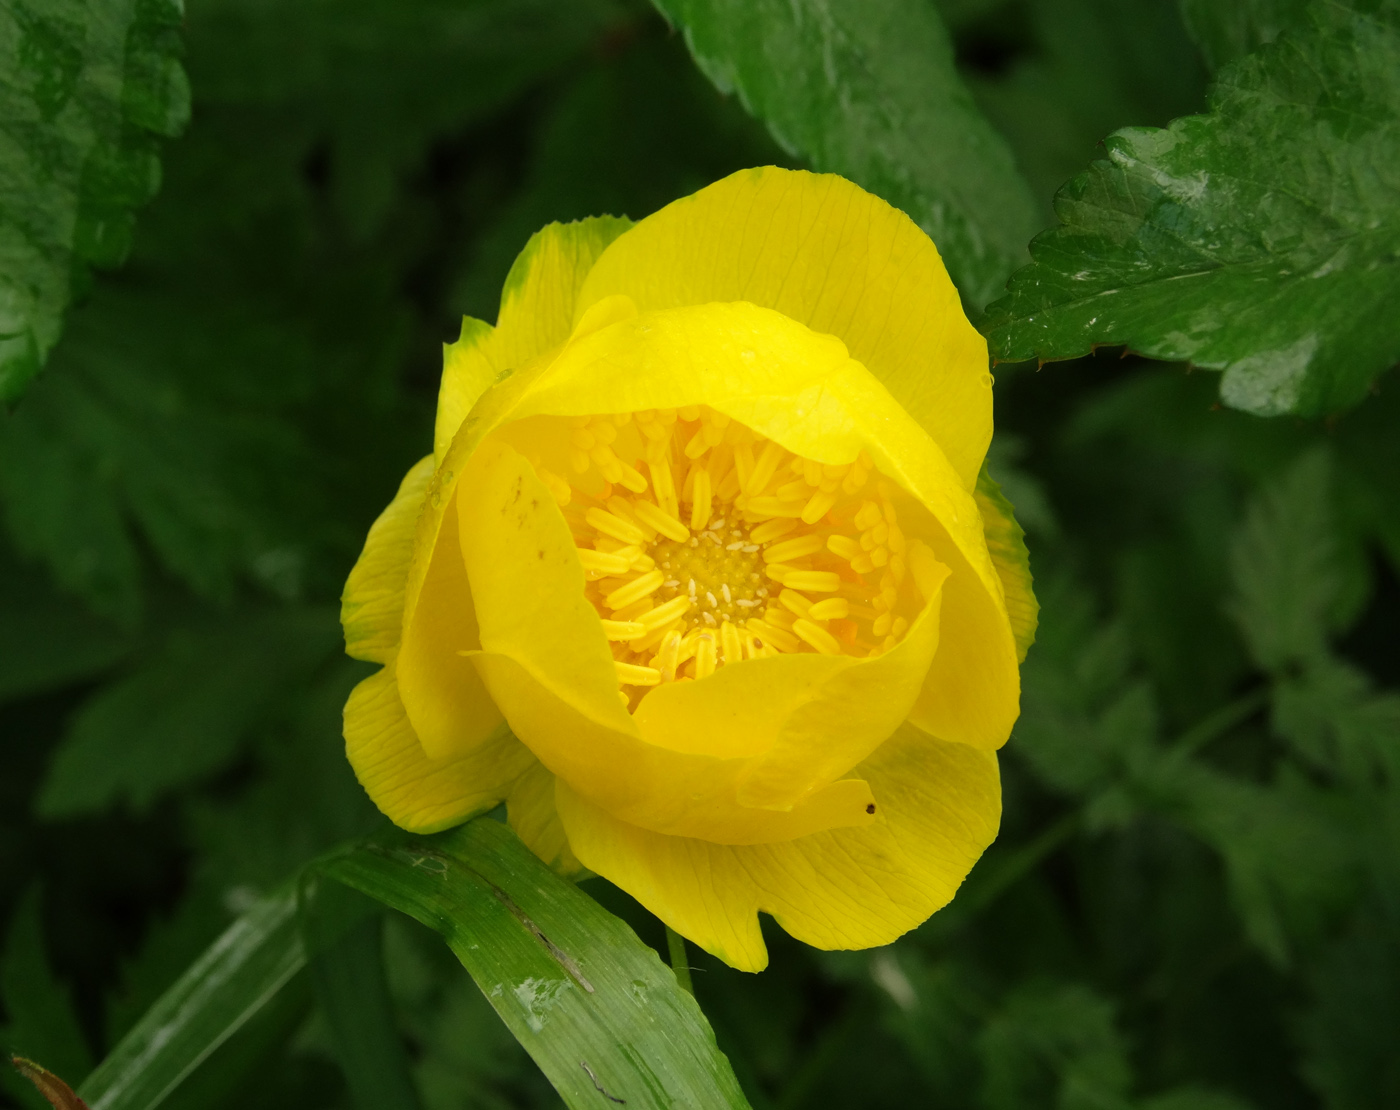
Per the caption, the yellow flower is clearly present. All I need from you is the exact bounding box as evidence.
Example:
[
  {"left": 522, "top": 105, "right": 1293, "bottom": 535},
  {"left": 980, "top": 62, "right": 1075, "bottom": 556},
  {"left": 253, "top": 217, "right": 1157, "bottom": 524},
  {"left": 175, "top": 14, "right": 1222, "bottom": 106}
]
[{"left": 341, "top": 167, "right": 1037, "bottom": 971}]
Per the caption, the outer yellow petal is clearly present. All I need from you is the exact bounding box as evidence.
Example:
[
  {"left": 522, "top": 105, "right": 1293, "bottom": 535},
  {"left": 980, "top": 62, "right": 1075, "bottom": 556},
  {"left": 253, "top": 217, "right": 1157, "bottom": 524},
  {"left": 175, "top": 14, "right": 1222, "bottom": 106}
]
[
  {"left": 976, "top": 464, "right": 1038, "bottom": 663},
  {"left": 454, "top": 435, "right": 878, "bottom": 844},
  {"left": 500, "top": 300, "right": 1022, "bottom": 751},
  {"left": 435, "top": 217, "right": 633, "bottom": 462},
  {"left": 344, "top": 659, "right": 534, "bottom": 834},
  {"left": 396, "top": 488, "right": 507, "bottom": 761},
  {"left": 341, "top": 455, "right": 434, "bottom": 664},
  {"left": 506, "top": 761, "right": 583, "bottom": 877},
  {"left": 557, "top": 722, "right": 1002, "bottom": 972},
  {"left": 576, "top": 166, "right": 991, "bottom": 490}
]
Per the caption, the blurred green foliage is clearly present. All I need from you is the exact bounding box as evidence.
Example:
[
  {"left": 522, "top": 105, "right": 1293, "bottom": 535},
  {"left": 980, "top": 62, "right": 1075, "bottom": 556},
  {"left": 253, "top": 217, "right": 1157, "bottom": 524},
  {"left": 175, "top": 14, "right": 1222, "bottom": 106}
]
[{"left": 1, "top": 0, "right": 1397, "bottom": 1107}]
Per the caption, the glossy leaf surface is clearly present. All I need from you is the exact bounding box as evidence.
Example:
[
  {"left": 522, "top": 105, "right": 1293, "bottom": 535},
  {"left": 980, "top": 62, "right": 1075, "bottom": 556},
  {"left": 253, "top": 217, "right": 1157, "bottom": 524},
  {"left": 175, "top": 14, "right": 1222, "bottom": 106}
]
[
  {"left": 322, "top": 820, "right": 753, "bottom": 1110},
  {"left": 649, "top": 0, "right": 1040, "bottom": 307},
  {"left": 0, "top": 0, "right": 189, "bottom": 400},
  {"left": 984, "top": 0, "right": 1400, "bottom": 416}
]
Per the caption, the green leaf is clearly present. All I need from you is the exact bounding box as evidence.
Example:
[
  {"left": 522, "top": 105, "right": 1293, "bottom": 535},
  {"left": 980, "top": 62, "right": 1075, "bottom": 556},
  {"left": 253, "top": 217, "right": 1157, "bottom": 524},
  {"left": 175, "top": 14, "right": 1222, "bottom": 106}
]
[
  {"left": 648, "top": 0, "right": 1040, "bottom": 307},
  {"left": 77, "top": 885, "right": 306, "bottom": 1110},
  {"left": 1178, "top": 0, "right": 1311, "bottom": 70},
  {"left": 1, "top": 888, "right": 92, "bottom": 1106},
  {"left": 976, "top": 981, "right": 1133, "bottom": 1110},
  {"left": 0, "top": 540, "right": 132, "bottom": 704},
  {"left": 984, "top": 0, "right": 1400, "bottom": 416},
  {"left": 1228, "top": 449, "right": 1340, "bottom": 671},
  {"left": 321, "top": 820, "right": 753, "bottom": 1110},
  {"left": 0, "top": 0, "right": 189, "bottom": 401},
  {"left": 36, "top": 607, "right": 341, "bottom": 818},
  {"left": 300, "top": 879, "right": 422, "bottom": 1110}
]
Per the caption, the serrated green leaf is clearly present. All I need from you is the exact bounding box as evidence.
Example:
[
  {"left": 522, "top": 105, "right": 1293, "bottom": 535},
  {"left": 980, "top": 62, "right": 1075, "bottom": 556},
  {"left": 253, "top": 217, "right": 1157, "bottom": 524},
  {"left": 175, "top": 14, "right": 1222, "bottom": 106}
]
[
  {"left": 321, "top": 820, "right": 752, "bottom": 1110},
  {"left": 1178, "top": 0, "right": 1311, "bottom": 70},
  {"left": 648, "top": 0, "right": 1040, "bottom": 307},
  {"left": 0, "top": 0, "right": 189, "bottom": 401},
  {"left": 36, "top": 607, "right": 341, "bottom": 818},
  {"left": 1228, "top": 449, "right": 1340, "bottom": 671},
  {"left": 77, "top": 885, "right": 305, "bottom": 1110},
  {"left": 984, "top": 0, "right": 1400, "bottom": 416}
]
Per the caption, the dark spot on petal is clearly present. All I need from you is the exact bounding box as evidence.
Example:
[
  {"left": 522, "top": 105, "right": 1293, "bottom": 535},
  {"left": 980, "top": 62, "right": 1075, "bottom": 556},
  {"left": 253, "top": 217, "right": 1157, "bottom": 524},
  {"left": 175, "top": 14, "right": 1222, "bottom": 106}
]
[
  {"left": 538, "top": 550, "right": 545, "bottom": 559},
  {"left": 866, "top": 803, "right": 876, "bottom": 814}
]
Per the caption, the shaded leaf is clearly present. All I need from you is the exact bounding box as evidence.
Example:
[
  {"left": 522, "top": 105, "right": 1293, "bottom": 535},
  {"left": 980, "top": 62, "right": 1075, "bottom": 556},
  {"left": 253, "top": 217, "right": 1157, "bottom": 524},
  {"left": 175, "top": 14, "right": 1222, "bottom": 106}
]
[
  {"left": 1228, "top": 449, "right": 1339, "bottom": 671},
  {"left": 77, "top": 885, "right": 305, "bottom": 1110},
  {"left": 321, "top": 820, "right": 752, "bottom": 1110},
  {"left": 1178, "top": 0, "right": 1311, "bottom": 70},
  {"left": 0, "top": 0, "right": 189, "bottom": 400},
  {"left": 984, "top": 1, "right": 1400, "bottom": 416},
  {"left": 1, "top": 888, "right": 92, "bottom": 1107},
  {"left": 649, "top": 0, "right": 1040, "bottom": 307},
  {"left": 36, "top": 607, "right": 341, "bottom": 818}
]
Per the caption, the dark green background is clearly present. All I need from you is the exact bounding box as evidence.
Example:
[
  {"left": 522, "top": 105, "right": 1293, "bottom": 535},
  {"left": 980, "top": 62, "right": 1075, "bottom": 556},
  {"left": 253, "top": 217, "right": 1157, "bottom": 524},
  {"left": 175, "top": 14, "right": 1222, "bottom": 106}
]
[{"left": 2, "top": 0, "right": 1397, "bottom": 1107}]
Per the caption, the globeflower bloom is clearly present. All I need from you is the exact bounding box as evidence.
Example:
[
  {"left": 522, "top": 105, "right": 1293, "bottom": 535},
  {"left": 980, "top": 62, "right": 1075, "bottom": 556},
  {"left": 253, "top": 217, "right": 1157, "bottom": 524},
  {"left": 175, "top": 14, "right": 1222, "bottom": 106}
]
[{"left": 341, "top": 167, "right": 1036, "bottom": 971}]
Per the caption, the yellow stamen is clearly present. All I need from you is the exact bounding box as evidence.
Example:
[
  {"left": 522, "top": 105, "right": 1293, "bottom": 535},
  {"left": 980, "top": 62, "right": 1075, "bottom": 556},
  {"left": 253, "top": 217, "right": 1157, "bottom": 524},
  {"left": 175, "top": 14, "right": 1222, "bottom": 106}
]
[
  {"left": 638, "top": 594, "right": 692, "bottom": 631},
  {"left": 601, "top": 620, "right": 648, "bottom": 641},
  {"left": 746, "top": 496, "right": 805, "bottom": 519},
  {"left": 782, "top": 570, "right": 841, "bottom": 592},
  {"left": 633, "top": 498, "right": 690, "bottom": 542},
  {"left": 578, "top": 549, "right": 633, "bottom": 575},
  {"left": 655, "top": 629, "right": 683, "bottom": 680},
  {"left": 720, "top": 620, "right": 743, "bottom": 665},
  {"left": 606, "top": 569, "right": 665, "bottom": 609},
  {"left": 807, "top": 598, "right": 850, "bottom": 621},
  {"left": 763, "top": 533, "right": 825, "bottom": 563},
  {"left": 690, "top": 467, "right": 712, "bottom": 531},
  {"left": 746, "top": 440, "right": 784, "bottom": 494},
  {"left": 801, "top": 489, "right": 838, "bottom": 523},
  {"left": 779, "top": 589, "right": 813, "bottom": 618},
  {"left": 694, "top": 633, "right": 717, "bottom": 678},
  {"left": 587, "top": 508, "right": 647, "bottom": 545},
  {"left": 750, "top": 518, "right": 797, "bottom": 545},
  {"left": 793, "top": 618, "right": 843, "bottom": 655},
  {"left": 827, "top": 534, "right": 861, "bottom": 560},
  {"left": 616, "top": 661, "right": 662, "bottom": 686},
  {"left": 747, "top": 618, "right": 801, "bottom": 653}
]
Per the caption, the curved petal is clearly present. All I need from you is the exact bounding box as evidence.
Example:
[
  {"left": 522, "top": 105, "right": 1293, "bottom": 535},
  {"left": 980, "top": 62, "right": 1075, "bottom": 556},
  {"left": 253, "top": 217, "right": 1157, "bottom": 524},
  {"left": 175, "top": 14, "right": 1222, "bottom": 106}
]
[
  {"left": 454, "top": 435, "right": 877, "bottom": 844},
  {"left": 976, "top": 464, "right": 1038, "bottom": 663},
  {"left": 344, "top": 660, "right": 535, "bottom": 834},
  {"left": 576, "top": 167, "right": 991, "bottom": 490},
  {"left": 435, "top": 217, "right": 633, "bottom": 462},
  {"left": 341, "top": 455, "right": 433, "bottom": 664},
  {"left": 397, "top": 488, "right": 507, "bottom": 761},
  {"left": 507, "top": 760, "right": 583, "bottom": 877},
  {"left": 557, "top": 721, "right": 1002, "bottom": 972}
]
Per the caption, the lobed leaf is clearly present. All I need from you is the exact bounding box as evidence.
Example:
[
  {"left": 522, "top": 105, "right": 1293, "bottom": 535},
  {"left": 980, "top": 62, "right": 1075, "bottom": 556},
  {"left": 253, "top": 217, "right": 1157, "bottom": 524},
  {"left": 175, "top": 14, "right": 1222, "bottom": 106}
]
[
  {"left": 648, "top": 0, "right": 1040, "bottom": 307},
  {"left": 984, "top": 0, "right": 1400, "bottom": 417},
  {"left": 0, "top": 0, "right": 189, "bottom": 401}
]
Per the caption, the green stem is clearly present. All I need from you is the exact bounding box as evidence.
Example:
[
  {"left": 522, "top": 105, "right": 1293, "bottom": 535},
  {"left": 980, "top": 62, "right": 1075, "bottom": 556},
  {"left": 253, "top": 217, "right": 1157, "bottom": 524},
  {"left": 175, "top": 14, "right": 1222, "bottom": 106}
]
[{"left": 665, "top": 926, "right": 694, "bottom": 996}]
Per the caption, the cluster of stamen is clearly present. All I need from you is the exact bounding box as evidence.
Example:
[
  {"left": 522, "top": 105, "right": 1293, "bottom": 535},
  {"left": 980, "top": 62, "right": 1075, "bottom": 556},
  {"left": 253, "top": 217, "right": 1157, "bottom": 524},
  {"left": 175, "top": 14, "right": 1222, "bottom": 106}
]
[{"left": 522, "top": 405, "right": 923, "bottom": 710}]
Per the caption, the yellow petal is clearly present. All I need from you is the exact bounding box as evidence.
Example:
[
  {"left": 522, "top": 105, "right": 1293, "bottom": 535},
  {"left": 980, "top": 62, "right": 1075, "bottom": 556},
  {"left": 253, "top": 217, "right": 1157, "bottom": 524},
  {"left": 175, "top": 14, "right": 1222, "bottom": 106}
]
[
  {"left": 344, "top": 659, "right": 534, "bottom": 834},
  {"left": 396, "top": 487, "right": 508, "bottom": 761},
  {"left": 454, "top": 436, "right": 877, "bottom": 844},
  {"left": 577, "top": 167, "right": 991, "bottom": 490},
  {"left": 507, "top": 760, "right": 584, "bottom": 877},
  {"left": 976, "top": 463, "right": 1038, "bottom": 663},
  {"left": 556, "top": 721, "right": 1002, "bottom": 971},
  {"left": 490, "top": 297, "right": 1023, "bottom": 752},
  {"left": 341, "top": 455, "right": 434, "bottom": 664},
  {"left": 435, "top": 216, "right": 633, "bottom": 462}
]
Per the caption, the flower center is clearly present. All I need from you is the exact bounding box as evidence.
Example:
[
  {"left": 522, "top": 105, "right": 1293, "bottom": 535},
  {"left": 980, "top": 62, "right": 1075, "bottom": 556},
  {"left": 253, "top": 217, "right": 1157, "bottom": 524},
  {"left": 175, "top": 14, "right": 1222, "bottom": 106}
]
[{"left": 505, "top": 404, "right": 931, "bottom": 710}]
